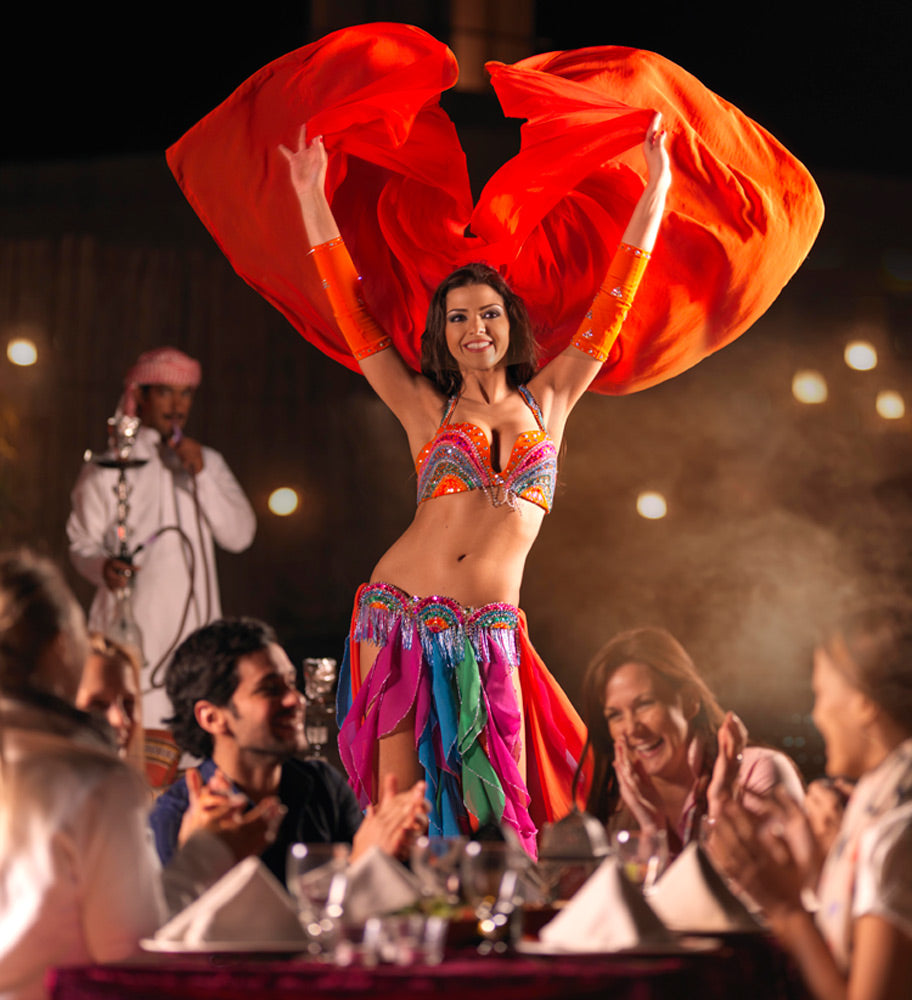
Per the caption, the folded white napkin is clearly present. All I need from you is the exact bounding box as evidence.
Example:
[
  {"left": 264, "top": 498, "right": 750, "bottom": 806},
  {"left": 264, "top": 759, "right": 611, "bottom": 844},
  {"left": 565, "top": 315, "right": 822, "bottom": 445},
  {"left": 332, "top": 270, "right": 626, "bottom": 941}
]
[
  {"left": 343, "top": 846, "right": 422, "bottom": 925},
  {"left": 648, "top": 843, "right": 761, "bottom": 933},
  {"left": 156, "top": 856, "right": 307, "bottom": 945},
  {"left": 539, "top": 856, "right": 673, "bottom": 952}
]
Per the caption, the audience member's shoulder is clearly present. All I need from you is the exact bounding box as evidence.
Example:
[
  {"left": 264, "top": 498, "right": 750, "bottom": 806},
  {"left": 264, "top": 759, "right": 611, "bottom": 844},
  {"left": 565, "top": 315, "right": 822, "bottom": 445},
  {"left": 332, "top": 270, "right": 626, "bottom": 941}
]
[
  {"left": 14, "top": 726, "right": 149, "bottom": 822},
  {"left": 12, "top": 718, "right": 134, "bottom": 783},
  {"left": 151, "top": 771, "right": 191, "bottom": 812}
]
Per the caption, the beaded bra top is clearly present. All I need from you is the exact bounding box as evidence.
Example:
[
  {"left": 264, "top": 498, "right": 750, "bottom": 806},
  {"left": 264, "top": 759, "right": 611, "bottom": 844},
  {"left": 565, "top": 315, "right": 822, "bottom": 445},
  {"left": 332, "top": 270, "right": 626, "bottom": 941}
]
[{"left": 415, "top": 385, "right": 557, "bottom": 513}]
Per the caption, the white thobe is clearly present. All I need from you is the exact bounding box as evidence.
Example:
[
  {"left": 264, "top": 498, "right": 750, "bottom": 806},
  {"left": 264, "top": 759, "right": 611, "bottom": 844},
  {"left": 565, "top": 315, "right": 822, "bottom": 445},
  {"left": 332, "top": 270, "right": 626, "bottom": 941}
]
[{"left": 67, "top": 425, "right": 256, "bottom": 728}]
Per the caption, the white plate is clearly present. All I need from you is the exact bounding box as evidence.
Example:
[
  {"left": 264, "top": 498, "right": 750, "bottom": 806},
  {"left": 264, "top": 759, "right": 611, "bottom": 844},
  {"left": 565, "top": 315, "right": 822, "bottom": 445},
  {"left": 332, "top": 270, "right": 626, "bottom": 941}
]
[
  {"left": 140, "top": 938, "right": 310, "bottom": 955},
  {"left": 517, "top": 935, "right": 721, "bottom": 957}
]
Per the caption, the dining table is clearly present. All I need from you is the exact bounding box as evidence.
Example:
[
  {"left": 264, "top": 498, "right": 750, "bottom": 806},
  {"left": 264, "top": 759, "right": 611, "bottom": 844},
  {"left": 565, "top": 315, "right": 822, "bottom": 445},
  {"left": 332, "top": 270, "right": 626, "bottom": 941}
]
[{"left": 48, "top": 931, "right": 809, "bottom": 1000}]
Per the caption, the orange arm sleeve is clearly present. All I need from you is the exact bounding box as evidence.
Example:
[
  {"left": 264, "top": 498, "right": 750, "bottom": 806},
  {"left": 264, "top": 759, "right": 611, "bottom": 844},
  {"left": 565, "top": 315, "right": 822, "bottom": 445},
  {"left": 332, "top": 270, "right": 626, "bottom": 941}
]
[
  {"left": 570, "top": 243, "right": 651, "bottom": 364},
  {"left": 309, "top": 237, "right": 392, "bottom": 361}
]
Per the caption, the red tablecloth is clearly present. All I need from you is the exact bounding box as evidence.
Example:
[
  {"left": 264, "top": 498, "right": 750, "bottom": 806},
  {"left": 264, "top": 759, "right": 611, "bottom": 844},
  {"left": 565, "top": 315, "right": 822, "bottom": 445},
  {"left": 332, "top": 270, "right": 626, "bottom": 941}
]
[{"left": 48, "top": 937, "right": 808, "bottom": 1000}]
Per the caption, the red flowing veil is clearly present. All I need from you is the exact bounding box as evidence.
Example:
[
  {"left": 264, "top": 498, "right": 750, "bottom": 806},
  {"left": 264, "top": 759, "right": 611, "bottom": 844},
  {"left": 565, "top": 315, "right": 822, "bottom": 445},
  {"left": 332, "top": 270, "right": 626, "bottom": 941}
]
[{"left": 167, "top": 22, "right": 823, "bottom": 395}]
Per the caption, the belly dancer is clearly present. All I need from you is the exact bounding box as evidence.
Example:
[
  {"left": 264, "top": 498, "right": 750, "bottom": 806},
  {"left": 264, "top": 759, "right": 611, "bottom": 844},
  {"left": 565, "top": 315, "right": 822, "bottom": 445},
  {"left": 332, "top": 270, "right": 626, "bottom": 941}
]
[{"left": 279, "top": 118, "right": 669, "bottom": 854}]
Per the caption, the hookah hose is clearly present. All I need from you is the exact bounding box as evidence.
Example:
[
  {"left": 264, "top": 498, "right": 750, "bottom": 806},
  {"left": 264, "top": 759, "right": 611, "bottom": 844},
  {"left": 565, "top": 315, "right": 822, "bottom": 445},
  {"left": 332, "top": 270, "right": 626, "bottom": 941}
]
[
  {"left": 145, "top": 467, "right": 215, "bottom": 690},
  {"left": 145, "top": 522, "right": 197, "bottom": 691},
  {"left": 168, "top": 422, "right": 212, "bottom": 623},
  {"left": 191, "top": 471, "right": 213, "bottom": 626}
]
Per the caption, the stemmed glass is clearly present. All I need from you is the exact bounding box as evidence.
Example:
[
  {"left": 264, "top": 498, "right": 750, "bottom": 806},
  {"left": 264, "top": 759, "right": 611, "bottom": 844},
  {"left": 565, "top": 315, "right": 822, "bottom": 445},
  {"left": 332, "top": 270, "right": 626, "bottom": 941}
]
[
  {"left": 286, "top": 842, "right": 350, "bottom": 953},
  {"left": 461, "top": 841, "right": 523, "bottom": 950},
  {"left": 411, "top": 835, "right": 467, "bottom": 908},
  {"left": 613, "top": 828, "right": 669, "bottom": 892}
]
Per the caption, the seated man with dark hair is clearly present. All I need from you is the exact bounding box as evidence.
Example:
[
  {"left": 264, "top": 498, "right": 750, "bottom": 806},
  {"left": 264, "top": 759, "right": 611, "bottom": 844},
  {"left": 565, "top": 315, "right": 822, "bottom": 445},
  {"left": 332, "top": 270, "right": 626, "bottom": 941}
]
[{"left": 150, "top": 618, "right": 426, "bottom": 885}]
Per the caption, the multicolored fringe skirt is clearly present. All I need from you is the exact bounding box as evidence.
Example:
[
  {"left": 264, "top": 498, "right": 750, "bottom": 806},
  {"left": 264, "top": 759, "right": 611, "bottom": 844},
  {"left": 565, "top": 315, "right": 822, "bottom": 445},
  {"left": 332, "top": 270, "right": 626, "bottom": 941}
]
[{"left": 337, "top": 582, "right": 589, "bottom": 857}]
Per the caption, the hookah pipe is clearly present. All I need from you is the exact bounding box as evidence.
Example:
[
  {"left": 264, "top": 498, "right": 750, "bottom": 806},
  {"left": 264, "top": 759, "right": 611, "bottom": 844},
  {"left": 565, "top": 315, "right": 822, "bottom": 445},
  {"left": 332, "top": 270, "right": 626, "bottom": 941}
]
[
  {"left": 86, "top": 413, "right": 149, "bottom": 567},
  {"left": 143, "top": 418, "right": 213, "bottom": 690},
  {"left": 166, "top": 419, "right": 212, "bottom": 625},
  {"left": 84, "top": 413, "right": 149, "bottom": 656},
  {"left": 84, "top": 414, "right": 214, "bottom": 685}
]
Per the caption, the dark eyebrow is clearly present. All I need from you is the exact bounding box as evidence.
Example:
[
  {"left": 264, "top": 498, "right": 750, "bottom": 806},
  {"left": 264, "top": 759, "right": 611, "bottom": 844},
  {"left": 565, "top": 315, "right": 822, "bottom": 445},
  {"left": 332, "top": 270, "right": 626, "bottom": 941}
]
[{"left": 254, "top": 671, "right": 290, "bottom": 691}]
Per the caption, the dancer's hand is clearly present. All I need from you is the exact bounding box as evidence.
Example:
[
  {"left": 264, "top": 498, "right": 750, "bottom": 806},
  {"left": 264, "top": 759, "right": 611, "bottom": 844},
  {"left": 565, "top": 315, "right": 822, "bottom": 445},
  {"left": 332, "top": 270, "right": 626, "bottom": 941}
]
[
  {"left": 279, "top": 124, "right": 340, "bottom": 245},
  {"left": 643, "top": 112, "right": 671, "bottom": 192},
  {"left": 614, "top": 739, "right": 668, "bottom": 833},
  {"left": 279, "top": 124, "right": 329, "bottom": 200}
]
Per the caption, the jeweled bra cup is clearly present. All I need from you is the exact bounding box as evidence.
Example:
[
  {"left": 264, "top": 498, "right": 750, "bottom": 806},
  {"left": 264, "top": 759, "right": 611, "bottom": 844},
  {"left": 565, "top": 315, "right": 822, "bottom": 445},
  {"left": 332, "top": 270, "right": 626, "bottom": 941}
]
[{"left": 414, "top": 385, "right": 558, "bottom": 513}]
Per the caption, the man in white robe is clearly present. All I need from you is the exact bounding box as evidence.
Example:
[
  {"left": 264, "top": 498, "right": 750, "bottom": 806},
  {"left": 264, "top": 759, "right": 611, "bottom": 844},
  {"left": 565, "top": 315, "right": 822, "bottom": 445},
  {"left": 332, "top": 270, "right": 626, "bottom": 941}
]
[{"left": 67, "top": 347, "right": 256, "bottom": 729}]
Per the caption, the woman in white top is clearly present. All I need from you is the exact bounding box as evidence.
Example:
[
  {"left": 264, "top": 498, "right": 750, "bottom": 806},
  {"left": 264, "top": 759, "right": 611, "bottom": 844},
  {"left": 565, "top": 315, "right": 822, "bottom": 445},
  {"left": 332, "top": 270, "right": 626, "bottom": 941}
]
[
  {"left": 711, "top": 602, "right": 912, "bottom": 1000},
  {"left": 0, "top": 551, "right": 278, "bottom": 1000}
]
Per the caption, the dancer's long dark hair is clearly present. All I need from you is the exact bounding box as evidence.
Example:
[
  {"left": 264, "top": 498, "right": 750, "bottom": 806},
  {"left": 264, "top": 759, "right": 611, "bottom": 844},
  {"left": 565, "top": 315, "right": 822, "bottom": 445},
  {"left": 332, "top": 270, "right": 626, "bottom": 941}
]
[{"left": 420, "top": 263, "right": 538, "bottom": 397}]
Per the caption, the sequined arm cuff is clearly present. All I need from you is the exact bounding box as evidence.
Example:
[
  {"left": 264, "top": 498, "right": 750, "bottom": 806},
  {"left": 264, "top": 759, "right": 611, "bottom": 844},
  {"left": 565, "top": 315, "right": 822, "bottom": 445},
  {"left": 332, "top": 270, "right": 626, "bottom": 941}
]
[
  {"left": 309, "top": 237, "right": 392, "bottom": 360},
  {"left": 570, "top": 243, "right": 651, "bottom": 364}
]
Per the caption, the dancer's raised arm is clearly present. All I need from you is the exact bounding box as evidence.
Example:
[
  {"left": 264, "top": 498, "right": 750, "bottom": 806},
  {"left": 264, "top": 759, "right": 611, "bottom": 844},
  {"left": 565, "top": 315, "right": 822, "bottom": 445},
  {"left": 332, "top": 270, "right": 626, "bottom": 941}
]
[
  {"left": 530, "top": 113, "right": 671, "bottom": 438},
  {"left": 280, "top": 127, "right": 443, "bottom": 447}
]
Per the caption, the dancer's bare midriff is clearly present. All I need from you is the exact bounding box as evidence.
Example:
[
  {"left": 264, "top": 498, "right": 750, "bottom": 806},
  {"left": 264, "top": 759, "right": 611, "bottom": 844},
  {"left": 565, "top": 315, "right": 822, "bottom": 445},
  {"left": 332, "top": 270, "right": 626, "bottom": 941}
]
[
  {"left": 359, "top": 491, "right": 542, "bottom": 789},
  {"left": 369, "top": 489, "right": 544, "bottom": 609}
]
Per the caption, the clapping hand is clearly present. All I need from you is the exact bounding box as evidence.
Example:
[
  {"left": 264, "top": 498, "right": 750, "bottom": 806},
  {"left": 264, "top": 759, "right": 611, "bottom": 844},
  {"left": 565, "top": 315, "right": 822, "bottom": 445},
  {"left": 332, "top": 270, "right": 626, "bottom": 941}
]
[
  {"left": 614, "top": 739, "right": 668, "bottom": 834},
  {"left": 707, "top": 789, "right": 808, "bottom": 918},
  {"left": 352, "top": 774, "right": 430, "bottom": 862},
  {"left": 178, "top": 766, "right": 286, "bottom": 861},
  {"left": 706, "top": 711, "right": 748, "bottom": 821}
]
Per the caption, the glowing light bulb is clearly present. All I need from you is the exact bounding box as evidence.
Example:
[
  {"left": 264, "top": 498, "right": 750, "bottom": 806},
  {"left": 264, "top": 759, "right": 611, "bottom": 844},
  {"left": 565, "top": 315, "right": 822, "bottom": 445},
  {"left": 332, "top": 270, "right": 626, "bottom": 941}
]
[
  {"left": 844, "top": 341, "right": 877, "bottom": 371},
  {"left": 876, "top": 390, "right": 905, "bottom": 420},
  {"left": 792, "top": 370, "right": 828, "bottom": 404},
  {"left": 268, "top": 487, "right": 299, "bottom": 516},
  {"left": 636, "top": 491, "right": 667, "bottom": 520},
  {"left": 6, "top": 338, "right": 37, "bottom": 366}
]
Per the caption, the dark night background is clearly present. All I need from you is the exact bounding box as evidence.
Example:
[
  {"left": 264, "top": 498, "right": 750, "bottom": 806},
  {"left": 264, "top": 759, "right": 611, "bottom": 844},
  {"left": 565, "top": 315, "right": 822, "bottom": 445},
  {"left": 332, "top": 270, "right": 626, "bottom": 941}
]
[
  {"left": 1, "top": 4, "right": 905, "bottom": 175},
  {"left": 1, "top": 2, "right": 910, "bottom": 779}
]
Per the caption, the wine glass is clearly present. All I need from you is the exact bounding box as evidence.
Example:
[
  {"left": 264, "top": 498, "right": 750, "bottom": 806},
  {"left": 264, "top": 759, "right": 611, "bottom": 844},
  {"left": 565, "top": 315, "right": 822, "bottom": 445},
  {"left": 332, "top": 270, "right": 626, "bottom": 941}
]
[
  {"left": 411, "top": 835, "right": 467, "bottom": 907},
  {"left": 461, "top": 841, "right": 523, "bottom": 950},
  {"left": 613, "top": 828, "right": 669, "bottom": 891},
  {"left": 287, "top": 842, "right": 350, "bottom": 952}
]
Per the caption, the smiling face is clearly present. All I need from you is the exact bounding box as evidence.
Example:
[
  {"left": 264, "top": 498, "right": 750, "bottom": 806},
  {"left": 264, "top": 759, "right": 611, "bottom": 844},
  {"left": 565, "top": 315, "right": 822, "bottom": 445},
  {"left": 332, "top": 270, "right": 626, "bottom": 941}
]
[
  {"left": 76, "top": 651, "right": 139, "bottom": 756},
  {"left": 812, "top": 646, "right": 876, "bottom": 779},
  {"left": 137, "top": 383, "right": 195, "bottom": 438},
  {"left": 603, "top": 661, "right": 696, "bottom": 785},
  {"left": 444, "top": 284, "right": 511, "bottom": 373},
  {"left": 211, "top": 643, "right": 305, "bottom": 761}
]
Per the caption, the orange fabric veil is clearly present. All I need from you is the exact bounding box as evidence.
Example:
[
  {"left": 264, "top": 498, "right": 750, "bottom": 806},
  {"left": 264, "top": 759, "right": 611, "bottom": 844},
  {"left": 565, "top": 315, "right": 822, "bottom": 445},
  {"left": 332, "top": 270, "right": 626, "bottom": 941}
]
[{"left": 166, "top": 23, "right": 823, "bottom": 395}]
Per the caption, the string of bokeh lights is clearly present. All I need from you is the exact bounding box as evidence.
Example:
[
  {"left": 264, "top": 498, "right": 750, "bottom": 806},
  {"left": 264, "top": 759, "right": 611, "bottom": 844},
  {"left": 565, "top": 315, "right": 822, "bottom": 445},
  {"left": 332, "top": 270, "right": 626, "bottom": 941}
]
[
  {"left": 637, "top": 337, "right": 904, "bottom": 523},
  {"left": 5, "top": 334, "right": 907, "bottom": 521},
  {"left": 792, "top": 340, "right": 906, "bottom": 418}
]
